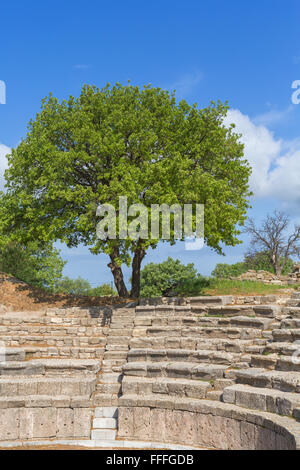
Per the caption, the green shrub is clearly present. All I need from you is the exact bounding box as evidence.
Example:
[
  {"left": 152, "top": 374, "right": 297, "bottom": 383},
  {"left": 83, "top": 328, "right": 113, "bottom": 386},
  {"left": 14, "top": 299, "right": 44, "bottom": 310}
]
[{"left": 140, "top": 258, "right": 198, "bottom": 297}]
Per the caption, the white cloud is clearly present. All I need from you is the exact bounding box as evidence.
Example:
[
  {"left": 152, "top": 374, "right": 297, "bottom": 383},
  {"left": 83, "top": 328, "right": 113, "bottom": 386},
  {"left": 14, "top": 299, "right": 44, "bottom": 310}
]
[
  {"left": 253, "top": 105, "right": 294, "bottom": 127},
  {"left": 223, "top": 109, "right": 300, "bottom": 207},
  {"left": 223, "top": 110, "right": 282, "bottom": 197},
  {"left": 0, "top": 144, "right": 10, "bottom": 191}
]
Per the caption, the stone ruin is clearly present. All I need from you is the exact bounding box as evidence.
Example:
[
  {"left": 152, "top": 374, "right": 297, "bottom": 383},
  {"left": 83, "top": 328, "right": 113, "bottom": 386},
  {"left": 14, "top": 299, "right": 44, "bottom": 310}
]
[
  {"left": 1, "top": 293, "right": 300, "bottom": 449},
  {"left": 235, "top": 263, "right": 300, "bottom": 285}
]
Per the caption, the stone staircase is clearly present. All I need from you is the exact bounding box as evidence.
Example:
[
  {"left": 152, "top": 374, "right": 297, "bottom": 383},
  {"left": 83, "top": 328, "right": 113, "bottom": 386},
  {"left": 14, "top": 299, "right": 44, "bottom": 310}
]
[
  {"left": 2, "top": 293, "right": 300, "bottom": 448},
  {"left": 221, "top": 291, "right": 300, "bottom": 422},
  {"left": 117, "top": 293, "right": 300, "bottom": 449},
  {"left": 0, "top": 349, "right": 100, "bottom": 440}
]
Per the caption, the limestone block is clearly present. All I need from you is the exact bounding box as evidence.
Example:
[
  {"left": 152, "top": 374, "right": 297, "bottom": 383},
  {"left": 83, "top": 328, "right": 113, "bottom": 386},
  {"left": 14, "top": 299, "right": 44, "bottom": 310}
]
[
  {"left": 240, "top": 421, "right": 255, "bottom": 450},
  {"left": 73, "top": 408, "right": 91, "bottom": 438},
  {"left": 133, "top": 406, "right": 151, "bottom": 440},
  {"left": 164, "top": 410, "right": 183, "bottom": 444},
  {"left": 118, "top": 407, "right": 134, "bottom": 438},
  {"left": 57, "top": 408, "right": 74, "bottom": 438},
  {"left": 0, "top": 408, "right": 20, "bottom": 440}
]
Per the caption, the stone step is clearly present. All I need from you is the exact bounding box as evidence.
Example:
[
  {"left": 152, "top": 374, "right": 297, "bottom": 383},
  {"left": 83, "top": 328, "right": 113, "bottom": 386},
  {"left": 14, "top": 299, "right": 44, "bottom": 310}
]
[
  {"left": 133, "top": 326, "right": 263, "bottom": 340},
  {"left": 206, "top": 390, "right": 223, "bottom": 401},
  {"left": 134, "top": 316, "right": 212, "bottom": 327},
  {"left": 281, "top": 318, "right": 300, "bottom": 329},
  {"left": 206, "top": 305, "right": 280, "bottom": 318},
  {"left": 250, "top": 354, "right": 278, "bottom": 369},
  {"left": 107, "top": 329, "right": 133, "bottom": 336},
  {"left": 121, "top": 375, "right": 212, "bottom": 398},
  {"left": 217, "top": 316, "right": 274, "bottom": 329},
  {"left": 92, "top": 417, "right": 117, "bottom": 429},
  {"left": 94, "top": 406, "right": 118, "bottom": 418},
  {"left": 291, "top": 292, "right": 300, "bottom": 299},
  {"left": 0, "top": 317, "right": 106, "bottom": 327},
  {"left": 22, "top": 346, "right": 105, "bottom": 359},
  {"left": 127, "top": 348, "right": 245, "bottom": 366},
  {"left": 272, "top": 329, "right": 300, "bottom": 342},
  {"left": 105, "top": 344, "right": 129, "bottom": 351},
  {"left": 93, "top": 393, "right": 119, "bottom": 406},
  {"left": 96, "top": 383, "right": 121, "bottom": 394},
  {"left": 245, "top": 345, "right": 265, "bottom": 354},
  {"left": 187, "top": 296, "right": 233, "bottom": 306},
  {"left": 134, "top": 315, "right": 274, "bottom": 329},
  {"left": 0, "top": 375, "right": 96, "bottom": 396},
  {"left": 91, "top": 429, "right": 117, "bottom": 440},
  {"left": 110, "top": 322, "right": 134, "bottom": 329},
  {"left": 123, "top": 361, "right": 228, "bottom": 381},
  {"left": 3, "top": 345, "right": 105, "bottom": 360},
  {"left": 282, "top": 307, "right": 300, "bottom": 316},
  {"left": 0, "top": 394, "right": 91, "bottom": 408},
  {"left": 236, "top": 368, "right": 300, "bottom": 392},
  {"left": 98, "top": 373, "right": 123, "bottom": 384},
  {"left": 136, "top": 305, "right": 197, "bottom": 316},
  {"left": 0, "top": 362, "right": 44, "bottom": 376},
  {"left": 103, "top": 351, "right": 128, "bottom": 360},
  {"left": 106, "top": 336, "right": 131, "bottom": 345},
  {"left": 129, "top": 336, "right": 262, "bottom": 353},
  {"left": 135, "top": 302, "right": 277, "bottom": 318},
  {"left": 0, "top": 335, "right": 106, "bottom": 347},
  {"left": 250, "top": 354, "right": 300, "bottom": 372},
  {"left": 0, "top": 324, "right": 107, "bottom": 333},
  {"left": 223, "top": 383, "right": 300, "bottom": 417},
  {"left": 264, "top": 342, "right": 300, "bottom": 356},
  {"left": 276, "top": 356, "right": 300, "bottom": 372},
  {"left": 102, "top": 358, "right": 127, "bottom": 367},
  {"left": 1, "top": 348, "right": 25, "bottom": 362},
  {"left": 284, "top": 300, "right": 300, "bottom": 307},
  {"left": 102, "top": 364, "right": 123, "bottom": 373},
  {"left": 28, "top": 358, "right": 101, "bottom": 376}
]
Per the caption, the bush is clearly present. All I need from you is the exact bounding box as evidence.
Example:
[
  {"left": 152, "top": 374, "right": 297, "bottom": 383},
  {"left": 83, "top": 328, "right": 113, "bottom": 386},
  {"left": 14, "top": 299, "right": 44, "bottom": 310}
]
[
  {"left": 55, "top": 277, "right": 117, "bottom": 297},
  {"left": 173, "top": 276, "right": 210, "bottom": 296},
  {"left": 89, "top": 283, "right": 117, "bottom": 297},
  {"left": 211, "top": 262, "right": 246, "bottom": 279},
  {"left": 140, "top": 258, "right": 198, "bottom": 297},
  {"left": 55, "top": 276, "right": 92, "bottom": 295}
]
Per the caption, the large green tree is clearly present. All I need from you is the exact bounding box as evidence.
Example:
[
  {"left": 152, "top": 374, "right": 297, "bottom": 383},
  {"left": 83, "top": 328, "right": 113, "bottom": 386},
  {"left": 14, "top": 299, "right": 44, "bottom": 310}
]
[{"left": 0, "top": 83, "right": 251, "bottom": 297}]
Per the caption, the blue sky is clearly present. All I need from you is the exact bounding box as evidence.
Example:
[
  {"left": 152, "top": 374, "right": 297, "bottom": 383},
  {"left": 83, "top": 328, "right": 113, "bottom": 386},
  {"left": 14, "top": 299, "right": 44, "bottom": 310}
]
[{"left": 0, "top": 0, "right": 300, "bottom": 287}]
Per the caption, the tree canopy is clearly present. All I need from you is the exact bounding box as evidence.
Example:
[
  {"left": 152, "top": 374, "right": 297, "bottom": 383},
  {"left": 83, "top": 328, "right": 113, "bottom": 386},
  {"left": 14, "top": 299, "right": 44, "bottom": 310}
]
[
  {"left": 0, "top": 240, "right": 65, "bottom": 290},
  {"left": 0, "top": 83, "right": 252, "bottom": 297}
]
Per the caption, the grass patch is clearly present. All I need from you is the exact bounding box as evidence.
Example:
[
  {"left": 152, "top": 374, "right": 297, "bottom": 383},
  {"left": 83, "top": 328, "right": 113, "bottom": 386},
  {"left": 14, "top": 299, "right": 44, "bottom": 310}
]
[{"left": 177, "top": 278, "right": 299, "bottom": 296}]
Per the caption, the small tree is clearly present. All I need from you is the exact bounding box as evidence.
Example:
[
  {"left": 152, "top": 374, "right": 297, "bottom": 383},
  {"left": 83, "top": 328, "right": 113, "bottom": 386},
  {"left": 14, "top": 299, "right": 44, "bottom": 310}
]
[
  {"left": 244, "top": 211, "right": 300, "bottom": 275},
  {"left": 244, "top": 250, "right": 293, "bottom": 275}
]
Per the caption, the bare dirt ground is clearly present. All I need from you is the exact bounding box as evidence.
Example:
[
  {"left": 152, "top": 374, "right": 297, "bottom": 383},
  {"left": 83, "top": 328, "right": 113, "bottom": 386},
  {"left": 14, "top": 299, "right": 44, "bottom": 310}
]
[{"left": 0, "top": 272, "right": 133, "bottom": 313}]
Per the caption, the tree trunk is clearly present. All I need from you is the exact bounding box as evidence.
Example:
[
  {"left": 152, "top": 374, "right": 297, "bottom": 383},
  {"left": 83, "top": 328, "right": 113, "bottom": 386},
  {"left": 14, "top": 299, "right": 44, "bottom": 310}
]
[
  {"left": 131, "top": 244, "right": 146, "bottom": 298},
  {"left": 275, "top": 265, "right": 282, "bottom": 276},
  {"left": 108, "top": 248, "right": 129, "bottom": 298}
]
